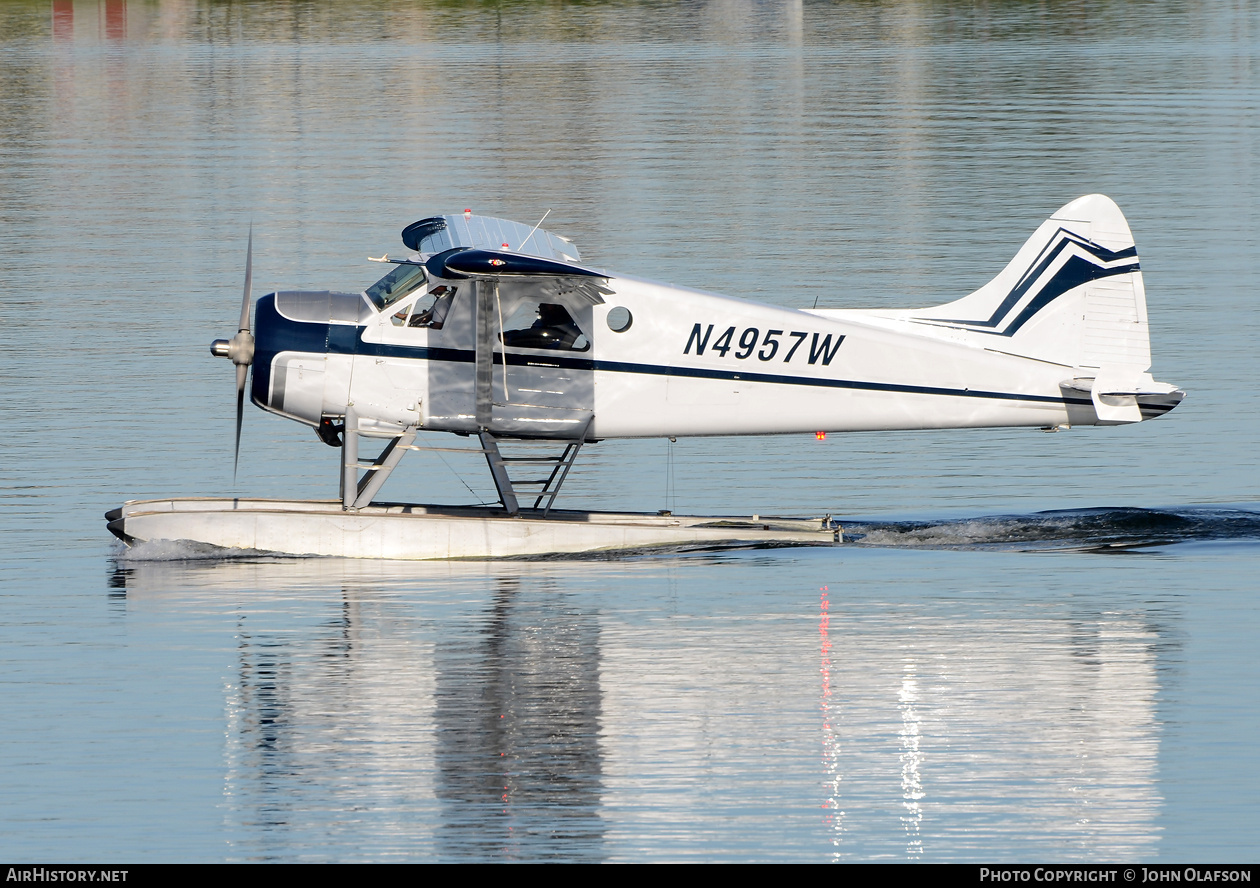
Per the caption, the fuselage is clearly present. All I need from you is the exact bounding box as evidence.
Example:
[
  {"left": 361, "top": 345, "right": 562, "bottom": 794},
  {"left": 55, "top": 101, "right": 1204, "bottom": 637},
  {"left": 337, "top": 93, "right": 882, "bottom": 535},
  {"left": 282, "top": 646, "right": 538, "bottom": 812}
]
[
  {"left": 252, "top": 274, "right": 1107, "bottom": 442},
  {"left": 247, "top": 199, "right": 1183, "bottom": 443}
]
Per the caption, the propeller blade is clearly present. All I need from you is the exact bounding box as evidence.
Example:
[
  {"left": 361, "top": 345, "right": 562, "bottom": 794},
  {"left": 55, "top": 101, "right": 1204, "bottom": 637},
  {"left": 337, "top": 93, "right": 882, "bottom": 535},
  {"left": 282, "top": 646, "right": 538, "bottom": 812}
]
[
  {"left": 232, "top": 226, "right": 254, "bottom": 482},
  {"left": 235, "top": 363, "right": 247, "bottom": 481},
  {"left": 239, "top": 224, "right": 253, "bottom": 333}
]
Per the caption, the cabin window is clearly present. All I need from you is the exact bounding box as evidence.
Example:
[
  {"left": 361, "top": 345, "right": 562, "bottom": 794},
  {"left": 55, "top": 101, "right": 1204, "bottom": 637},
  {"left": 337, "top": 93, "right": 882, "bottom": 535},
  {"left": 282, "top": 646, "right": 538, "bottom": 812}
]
[
  {"left": 606, "top": 306, "right": 633, "bottom": 332},
  {"left": 500, "top": 301, "right": 590, "bottom": 352},
  {"left": 365, "top": 262, "right": 428, "bottom": 310}
]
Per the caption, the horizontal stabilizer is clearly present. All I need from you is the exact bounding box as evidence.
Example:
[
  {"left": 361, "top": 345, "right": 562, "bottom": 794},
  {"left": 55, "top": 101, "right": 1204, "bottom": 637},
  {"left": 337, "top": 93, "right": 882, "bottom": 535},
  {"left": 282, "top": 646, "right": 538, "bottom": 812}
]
[{"left": 1061, "top": 370, "right": 1184, "bottom": 424}]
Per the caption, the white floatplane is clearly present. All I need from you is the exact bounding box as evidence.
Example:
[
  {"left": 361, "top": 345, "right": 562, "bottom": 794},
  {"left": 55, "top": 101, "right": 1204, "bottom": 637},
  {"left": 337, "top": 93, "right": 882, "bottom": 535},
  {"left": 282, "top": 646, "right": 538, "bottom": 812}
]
[{"left": 107, "top": 195, "right": 1183, "bottom": 559}]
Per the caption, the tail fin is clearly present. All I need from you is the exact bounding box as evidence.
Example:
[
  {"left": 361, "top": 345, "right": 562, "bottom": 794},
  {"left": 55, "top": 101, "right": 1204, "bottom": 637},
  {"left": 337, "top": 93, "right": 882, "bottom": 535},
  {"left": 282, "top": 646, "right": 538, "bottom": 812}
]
[
  {"left": 909, "top": 194, "right": 1150, "bottom": 372},
  {"left": 848, "top": 195, "right": 1183, "bottom": 423}
]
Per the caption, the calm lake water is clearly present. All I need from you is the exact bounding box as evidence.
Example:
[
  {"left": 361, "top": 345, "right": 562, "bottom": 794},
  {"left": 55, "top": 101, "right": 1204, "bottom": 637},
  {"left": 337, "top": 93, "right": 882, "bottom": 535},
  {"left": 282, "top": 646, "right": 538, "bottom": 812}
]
[{"left": 2, "top": 0, "right": 1258, "bottom": 862}]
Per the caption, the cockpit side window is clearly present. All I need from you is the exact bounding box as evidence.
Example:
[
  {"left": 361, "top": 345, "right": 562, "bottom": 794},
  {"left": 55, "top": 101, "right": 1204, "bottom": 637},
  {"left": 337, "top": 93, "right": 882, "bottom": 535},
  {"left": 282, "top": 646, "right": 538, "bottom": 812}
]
[
  {"left": 500, "top": 301, "right": 590, "bottom": 352},
  {"left": 365, "top": 263, "right": 428, "bottom": 310},
  {"left": 388, "top": 286, "right": 458, "bottom": 329},
  {"left": 411, "top": 286, "right": 457, "bottom": 329},
  {"left": 390, "top": 302, "right": 413, "bottom": 326}
]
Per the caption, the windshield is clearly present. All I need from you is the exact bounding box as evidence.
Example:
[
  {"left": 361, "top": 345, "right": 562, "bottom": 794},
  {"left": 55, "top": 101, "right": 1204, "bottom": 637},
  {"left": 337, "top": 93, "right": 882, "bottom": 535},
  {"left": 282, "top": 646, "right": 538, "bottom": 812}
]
[{"left": 365, "top": 263, "right": 428, "bottom": 310}]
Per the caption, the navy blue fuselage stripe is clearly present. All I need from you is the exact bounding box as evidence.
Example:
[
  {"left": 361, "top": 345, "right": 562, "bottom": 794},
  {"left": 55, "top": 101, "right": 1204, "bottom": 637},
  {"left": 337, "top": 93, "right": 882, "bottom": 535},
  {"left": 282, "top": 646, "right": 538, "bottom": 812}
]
[
  {"left": 589, "top": 357, "right": 1091, "bottom": 405},
  {"left": 272, "top": 325, "right": 1091, "bottom": 409}
]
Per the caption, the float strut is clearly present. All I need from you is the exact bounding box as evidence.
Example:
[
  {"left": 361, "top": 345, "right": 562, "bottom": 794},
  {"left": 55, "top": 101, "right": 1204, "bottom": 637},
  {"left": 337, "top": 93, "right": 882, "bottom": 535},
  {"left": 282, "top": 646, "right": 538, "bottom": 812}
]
[
  {"left": 479, "top": 431, "right": 520, "bottom": 517},
  {"left": 352, "top": 426, "right": 417, "bottom": 510},
  {"left": 342, "top": 407, "right": 358, "bottom": 511}
]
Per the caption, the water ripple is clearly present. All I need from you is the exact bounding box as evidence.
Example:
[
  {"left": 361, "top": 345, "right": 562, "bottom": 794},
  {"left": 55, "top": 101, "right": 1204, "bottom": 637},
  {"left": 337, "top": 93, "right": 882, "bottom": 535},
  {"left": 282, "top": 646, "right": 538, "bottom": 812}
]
[{"left": 845, "top": 506, "right": 1260, "bottom": 551}]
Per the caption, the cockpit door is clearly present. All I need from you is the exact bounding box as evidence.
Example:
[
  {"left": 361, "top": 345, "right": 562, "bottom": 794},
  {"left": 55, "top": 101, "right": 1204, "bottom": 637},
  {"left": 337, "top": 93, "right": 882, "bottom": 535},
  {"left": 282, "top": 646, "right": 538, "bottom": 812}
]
[
  {"left": 421, "top": 282, "right": 479, "bottom": 432},
  {"left": 477, "top": 281, "right": 595, "bottom": 440}
]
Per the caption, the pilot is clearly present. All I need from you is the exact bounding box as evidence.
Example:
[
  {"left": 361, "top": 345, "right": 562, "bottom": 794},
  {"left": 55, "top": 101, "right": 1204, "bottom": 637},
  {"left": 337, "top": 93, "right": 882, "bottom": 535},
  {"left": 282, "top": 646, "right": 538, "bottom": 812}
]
[{"left": 409, "top": 285, "right": 456, "bottom": 329}]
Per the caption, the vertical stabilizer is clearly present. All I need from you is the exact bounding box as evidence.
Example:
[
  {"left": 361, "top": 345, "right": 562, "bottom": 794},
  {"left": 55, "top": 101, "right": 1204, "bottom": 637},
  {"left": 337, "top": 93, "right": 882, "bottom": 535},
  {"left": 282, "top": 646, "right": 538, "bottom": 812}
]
[
  {"left": 828, "top": 195, "right": 1183, "bottom": 423},
  {"left": 906, "top": 194, "right": 1150, "bottom": 373}
]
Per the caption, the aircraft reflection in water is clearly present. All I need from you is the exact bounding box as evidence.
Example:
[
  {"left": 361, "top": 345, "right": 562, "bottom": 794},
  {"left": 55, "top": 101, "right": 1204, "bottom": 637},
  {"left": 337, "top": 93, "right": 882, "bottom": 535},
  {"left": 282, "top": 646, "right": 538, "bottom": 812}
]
[
  {"left": 206, "top": 566, "right": 603, "bottom": 860},
  {"left": 429, "top": 577, "right": 603, "bottom": 858},
  {"left": 815, "top": 587, "right": 1162, "bottom": 860},
  {"left": 116, "top": 560, "right": 1167, "bottom": 860}
]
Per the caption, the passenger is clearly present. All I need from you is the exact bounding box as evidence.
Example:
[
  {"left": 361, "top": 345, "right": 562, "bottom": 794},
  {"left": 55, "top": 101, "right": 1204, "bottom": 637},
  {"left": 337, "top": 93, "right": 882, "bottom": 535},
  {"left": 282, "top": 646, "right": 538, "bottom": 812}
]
[
  {"left": 536, "top": 303, "right": 583, "bottom": 348},
  {"left": 502, "top": 302, "right": 586, "bottom": 350}
]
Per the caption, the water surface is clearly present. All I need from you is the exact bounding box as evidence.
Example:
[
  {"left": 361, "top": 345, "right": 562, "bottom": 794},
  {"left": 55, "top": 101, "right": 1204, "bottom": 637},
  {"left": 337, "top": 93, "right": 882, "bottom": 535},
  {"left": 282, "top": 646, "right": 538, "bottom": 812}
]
[{"left": 1, "top": 0, "right": 1258, "bottom": 862}]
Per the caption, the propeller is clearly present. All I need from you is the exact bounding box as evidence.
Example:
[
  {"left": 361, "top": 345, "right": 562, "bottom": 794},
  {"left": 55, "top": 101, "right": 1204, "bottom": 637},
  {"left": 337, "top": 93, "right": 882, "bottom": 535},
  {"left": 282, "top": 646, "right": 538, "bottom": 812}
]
[{"left": 210, "top": 226, "right": 256, "bottom": 481}]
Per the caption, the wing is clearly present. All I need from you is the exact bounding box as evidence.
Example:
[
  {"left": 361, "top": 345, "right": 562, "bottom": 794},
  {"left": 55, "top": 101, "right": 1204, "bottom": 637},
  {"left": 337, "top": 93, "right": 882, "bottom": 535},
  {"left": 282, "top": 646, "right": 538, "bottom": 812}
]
[{"left": 426, "top": 247, "right": 613, "bottom": 305}]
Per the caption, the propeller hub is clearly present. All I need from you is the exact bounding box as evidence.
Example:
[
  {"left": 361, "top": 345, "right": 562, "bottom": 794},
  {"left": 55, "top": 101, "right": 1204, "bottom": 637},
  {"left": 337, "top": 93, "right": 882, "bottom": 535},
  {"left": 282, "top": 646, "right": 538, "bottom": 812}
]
[
  {"left": 228, "top": 329, "right": 255, "bottom": 366},
  {"left": 211, "top": 330, "right": 255, "bottom": 365}
]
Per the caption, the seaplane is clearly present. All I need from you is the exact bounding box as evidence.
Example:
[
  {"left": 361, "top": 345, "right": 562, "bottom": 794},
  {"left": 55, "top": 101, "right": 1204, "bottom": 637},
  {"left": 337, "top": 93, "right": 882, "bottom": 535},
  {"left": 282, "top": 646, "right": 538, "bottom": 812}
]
[{"left": 107, "top": 195, "right": 1184, "bottom": 559}]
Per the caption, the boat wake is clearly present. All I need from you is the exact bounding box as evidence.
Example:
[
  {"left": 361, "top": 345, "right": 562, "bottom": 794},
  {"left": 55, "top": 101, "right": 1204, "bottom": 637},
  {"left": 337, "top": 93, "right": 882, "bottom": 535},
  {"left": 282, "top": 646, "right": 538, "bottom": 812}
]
[
  {"left": 842, "top": 506, "right": 1260, "bottom": 552},
  {"left": 114, "top": 538, "right": 285, "bottom": 562}
]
